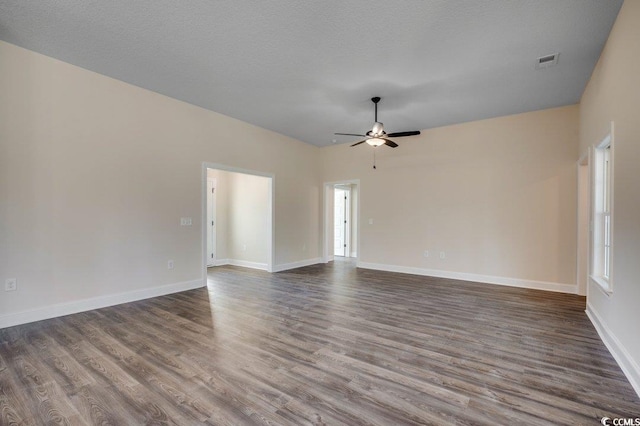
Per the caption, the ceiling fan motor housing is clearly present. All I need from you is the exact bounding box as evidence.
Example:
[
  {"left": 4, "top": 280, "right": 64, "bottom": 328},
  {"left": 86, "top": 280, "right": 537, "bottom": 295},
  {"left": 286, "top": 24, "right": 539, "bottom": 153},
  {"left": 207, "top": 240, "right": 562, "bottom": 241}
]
[{"left": 371, "top": 122, "right": 384, "bottom": 136}]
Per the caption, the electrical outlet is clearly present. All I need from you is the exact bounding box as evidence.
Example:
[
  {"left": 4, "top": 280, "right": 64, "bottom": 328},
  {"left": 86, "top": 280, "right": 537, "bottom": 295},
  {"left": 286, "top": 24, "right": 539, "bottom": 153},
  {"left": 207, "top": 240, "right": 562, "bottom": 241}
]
[
  {"left": 440, "top": 251, "right": 446, "bottom": 259},
  {"left": 303, "top": 243, "right": 307, "bottom": 251},
  {"left": 243, "top": 244, "right": 247, "bottom": 251},
  {"left": 5, "top": 278, "right": 17, "bottom": 292},
  {"left": 423, "top": 250, "right": 429, "bottom": 258},
  {"left": 368, "top": 218, "right": 374, "bottom": 225},
  {"left": 167, "top": 260, "right": 174, "bottom": 270}
]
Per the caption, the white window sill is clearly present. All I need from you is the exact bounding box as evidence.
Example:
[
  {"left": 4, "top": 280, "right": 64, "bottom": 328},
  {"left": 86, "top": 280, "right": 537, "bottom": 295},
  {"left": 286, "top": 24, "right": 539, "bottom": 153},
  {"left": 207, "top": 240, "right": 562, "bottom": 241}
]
[{"left": 590, "top": 275, "right": 613, "bottom": 296}]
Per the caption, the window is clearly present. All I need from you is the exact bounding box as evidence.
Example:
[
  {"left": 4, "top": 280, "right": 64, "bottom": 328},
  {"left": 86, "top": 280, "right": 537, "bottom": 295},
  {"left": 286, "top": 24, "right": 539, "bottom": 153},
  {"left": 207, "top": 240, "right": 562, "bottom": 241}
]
[{"left": 591, "top": 131, "right": 613, "bottom": 293}]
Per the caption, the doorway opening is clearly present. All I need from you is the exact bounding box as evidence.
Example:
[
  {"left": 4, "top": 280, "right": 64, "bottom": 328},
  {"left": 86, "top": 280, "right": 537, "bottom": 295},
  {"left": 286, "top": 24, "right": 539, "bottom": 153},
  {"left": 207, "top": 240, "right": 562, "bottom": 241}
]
[
  {"left": 202, "top": 163, "right": 274, "bottom": 278},
  {"left": 334, "top": 185, "right": 351, "bottom": 257},
  {"left": 323, "top": 180, "right": 359, "bottom": 263}
]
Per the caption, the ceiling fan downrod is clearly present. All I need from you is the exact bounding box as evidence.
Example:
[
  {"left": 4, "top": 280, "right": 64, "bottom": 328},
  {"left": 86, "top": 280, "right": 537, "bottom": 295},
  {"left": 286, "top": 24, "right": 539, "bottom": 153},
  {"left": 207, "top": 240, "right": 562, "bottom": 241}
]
[{"left": 372, "top": 96, "right": 380, "bottom": 122}]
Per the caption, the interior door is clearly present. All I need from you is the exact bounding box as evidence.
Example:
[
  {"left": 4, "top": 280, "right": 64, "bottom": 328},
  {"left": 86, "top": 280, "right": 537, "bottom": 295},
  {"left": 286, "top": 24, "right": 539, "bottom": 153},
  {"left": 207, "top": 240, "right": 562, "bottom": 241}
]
[{"left": 207, "top": 178, "right": 217, "bottom": 266}]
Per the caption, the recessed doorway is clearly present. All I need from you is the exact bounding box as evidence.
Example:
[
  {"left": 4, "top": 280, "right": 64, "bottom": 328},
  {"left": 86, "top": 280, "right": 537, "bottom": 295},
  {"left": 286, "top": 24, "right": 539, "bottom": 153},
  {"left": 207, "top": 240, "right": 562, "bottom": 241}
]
[
  {"left": 324, "top": 180, "right": 359, "bottom": 263},
  {"left": 202, "top": 163, "right": 274, "bottom": 279}
]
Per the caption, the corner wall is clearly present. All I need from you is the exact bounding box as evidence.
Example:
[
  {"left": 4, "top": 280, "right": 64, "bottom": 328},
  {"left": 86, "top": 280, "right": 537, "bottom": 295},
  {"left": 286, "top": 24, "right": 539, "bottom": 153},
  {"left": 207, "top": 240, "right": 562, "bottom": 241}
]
[
  {"left": 322, "top": 105, "right": 579, "bottom": 293},
  {"left": 0, "top": 41, "right": 321, "bottom": 327},
  {"left": 579, "top": 0, "right": 640, "bottom": 395}
]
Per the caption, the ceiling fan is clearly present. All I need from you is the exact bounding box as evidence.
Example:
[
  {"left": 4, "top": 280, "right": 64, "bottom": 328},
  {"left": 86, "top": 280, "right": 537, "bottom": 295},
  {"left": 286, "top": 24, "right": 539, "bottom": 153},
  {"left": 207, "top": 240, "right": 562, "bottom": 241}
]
[{"left": 335, "top": 97, "right": 421, "bottom": 148}]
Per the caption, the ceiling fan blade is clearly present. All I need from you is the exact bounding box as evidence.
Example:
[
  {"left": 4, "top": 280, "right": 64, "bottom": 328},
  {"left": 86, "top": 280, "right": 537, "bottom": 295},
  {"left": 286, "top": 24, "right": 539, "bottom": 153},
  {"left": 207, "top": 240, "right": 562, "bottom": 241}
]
[
  {"left": 383, "top": 139, "right": 398, "bottom": 148},
  {"left": 350, "top": 140, "right": 367, "bottom": 147},
  {"left": 335, "top": 132, "right": 366, "bottom": 137},
  {"left": 386, "top": 131, "right": 420, "bottom": 138}
]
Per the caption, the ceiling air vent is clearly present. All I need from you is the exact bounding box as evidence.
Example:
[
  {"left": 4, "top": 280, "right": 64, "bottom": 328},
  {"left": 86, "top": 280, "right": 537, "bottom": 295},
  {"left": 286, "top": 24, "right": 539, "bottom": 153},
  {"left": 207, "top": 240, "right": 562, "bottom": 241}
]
[{"left": 535, "top": 53, "right": 559, "bottom": 70}]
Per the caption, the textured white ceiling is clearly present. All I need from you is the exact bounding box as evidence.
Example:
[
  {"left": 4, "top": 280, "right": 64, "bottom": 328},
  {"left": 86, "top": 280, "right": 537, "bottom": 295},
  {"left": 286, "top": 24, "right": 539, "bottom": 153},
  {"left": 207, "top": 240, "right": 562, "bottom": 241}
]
[{"left": 0, "top": 1, "right": 622, "bottom": 146}]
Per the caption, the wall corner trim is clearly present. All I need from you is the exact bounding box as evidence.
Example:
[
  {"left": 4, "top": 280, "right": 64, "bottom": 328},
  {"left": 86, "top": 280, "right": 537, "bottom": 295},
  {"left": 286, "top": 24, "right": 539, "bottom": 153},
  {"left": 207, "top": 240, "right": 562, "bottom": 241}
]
[
  {"left": 0, "top": 279, "right": 205, "bottom": 329},
  {"left": 586, "top": 303, "right": 640, "bottom": 398},
  {"left": 272, "top": 257, "right": 323, "bottom": 272},
  {"left": 356, "top": 261, "right": 578, "bottom": 294}
]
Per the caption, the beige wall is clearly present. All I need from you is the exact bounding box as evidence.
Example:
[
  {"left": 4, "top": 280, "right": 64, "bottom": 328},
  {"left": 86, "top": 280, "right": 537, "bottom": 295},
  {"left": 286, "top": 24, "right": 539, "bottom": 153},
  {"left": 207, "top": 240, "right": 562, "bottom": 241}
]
[
  {"left": 0, "top": 41, "right": 321, "bottom": 321},
  {"left": 227, "top": 172, "right": 270, "bottom": 264},
  {"left": 579, "top": 0, "right": 640, "bottom": 387},
  {"left": 323, "top": 105, "right": 579, "bottom": 288}
]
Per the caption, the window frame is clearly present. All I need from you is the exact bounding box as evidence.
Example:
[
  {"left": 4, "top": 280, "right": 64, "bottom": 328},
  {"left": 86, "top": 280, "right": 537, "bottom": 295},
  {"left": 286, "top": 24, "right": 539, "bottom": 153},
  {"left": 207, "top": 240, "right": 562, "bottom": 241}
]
[{"left": 591, "top": 127, "right": 614, "bottom": 295}]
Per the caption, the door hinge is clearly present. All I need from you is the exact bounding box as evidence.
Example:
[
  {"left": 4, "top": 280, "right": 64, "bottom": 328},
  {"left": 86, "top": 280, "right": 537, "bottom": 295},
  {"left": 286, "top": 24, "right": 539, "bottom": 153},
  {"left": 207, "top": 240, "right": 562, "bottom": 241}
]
[
  {"left": 344, "top": 220, "right": 347, "bottom": 224},
  {"left": 212, "top": 220, "right": 214, "bottom": 226},
  {"left": 212, "top": 188, "right": 215, "bottom": 193},
  {"left": 344, "top": 244, "right": 347, "bottom": 248}
]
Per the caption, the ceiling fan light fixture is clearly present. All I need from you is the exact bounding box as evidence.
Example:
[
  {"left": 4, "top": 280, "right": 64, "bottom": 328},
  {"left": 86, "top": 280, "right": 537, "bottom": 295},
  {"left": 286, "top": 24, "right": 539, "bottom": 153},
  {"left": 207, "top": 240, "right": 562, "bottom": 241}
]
[
  {"left": 366, "top": 138, "right": 385, "bottom": 147},
  {"left": 338, "top": 97, "right": 419, "bottom": 149}
]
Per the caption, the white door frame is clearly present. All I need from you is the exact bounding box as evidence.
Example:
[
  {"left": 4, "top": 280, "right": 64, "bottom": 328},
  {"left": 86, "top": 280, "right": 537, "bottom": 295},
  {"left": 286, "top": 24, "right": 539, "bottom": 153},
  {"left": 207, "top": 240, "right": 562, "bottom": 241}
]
[
  {"left": 207, "top": 177, "right": 217, "bottom": 266},
  {"left": 576, "top": 150, "right": 591, "bottom": 296},
  {"left": 202, "top": 163, "right": 275, "bottom": 284},
  {"left": 323, "top": 179, "right": 360, "bottom": 264}
]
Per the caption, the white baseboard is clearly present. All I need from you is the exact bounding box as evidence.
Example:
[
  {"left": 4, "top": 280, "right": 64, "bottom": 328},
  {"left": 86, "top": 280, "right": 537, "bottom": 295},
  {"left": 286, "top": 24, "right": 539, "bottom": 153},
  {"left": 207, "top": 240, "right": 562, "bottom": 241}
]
[
  {"left": 356, "top": 261, "right": 578, "bottom": 294},
  {"left": 228, "top": 259, "right": 268, "bottom": 271},
  {"left": 0, "top": 279, "right": 205, "bottom": 329},
  {"left": 213, "top": 259, "right": 268, "bottom": 271},
  {"left": 273, "top": 257, "right": 323, "bottom": 272},
  {"left": 350, "top": 251, "right": 357, "bottom": 258},
  {"left": 586, "top": 303, "right": 640, "bottom": 398}
]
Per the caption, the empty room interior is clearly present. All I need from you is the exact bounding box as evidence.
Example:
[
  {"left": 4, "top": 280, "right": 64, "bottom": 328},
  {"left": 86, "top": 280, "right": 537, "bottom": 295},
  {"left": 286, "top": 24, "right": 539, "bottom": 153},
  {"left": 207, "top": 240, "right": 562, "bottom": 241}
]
[{"left": 1, "top": 1, "right": 639, "bottom": 424}]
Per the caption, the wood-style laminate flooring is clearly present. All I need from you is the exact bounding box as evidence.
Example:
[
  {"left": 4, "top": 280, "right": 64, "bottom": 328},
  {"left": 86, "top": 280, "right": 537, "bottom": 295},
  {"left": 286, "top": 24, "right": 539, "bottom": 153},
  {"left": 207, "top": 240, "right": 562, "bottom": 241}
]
[{"left": 1, "top": 260, "right": 639, "bottom": 425}]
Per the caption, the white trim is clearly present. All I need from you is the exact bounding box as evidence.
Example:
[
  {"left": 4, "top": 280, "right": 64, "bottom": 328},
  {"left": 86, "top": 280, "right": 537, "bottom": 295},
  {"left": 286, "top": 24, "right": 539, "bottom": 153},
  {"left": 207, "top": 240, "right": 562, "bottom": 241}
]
[
  {"left": 212, "top": 259, "right": 268, "bottom": 271},
  {"left": 586, "top": 303, "right": 640, "bottom": 398},
  {"left": 0, "top": 279, "right": 204, "bottom": 329},
  {"left": 226, "top": 259, "right": 269, "bottom": 271},
  {"left": 215, "top": 257, "right": 323, "bottom": 272},
  {"left": 356, "top": 261, "right": 577, "bottom": 294},
  {"left": 272, "top": 257, "right": 323, "bottom": 272},
  {"left": 590, "top": 122, "right": 614, "bottom": 294},
  {"left": 350, "top": 251, "right": 357, "bottom": 258},
  {"left": 576, "top": 150, "right": 590, "bottom": 296},
  {"left": 590, "top": 275, "right": 613, "bottom": 296},
  {"left": 206, "top": 177, "right": 217, "bottom": 267}
]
